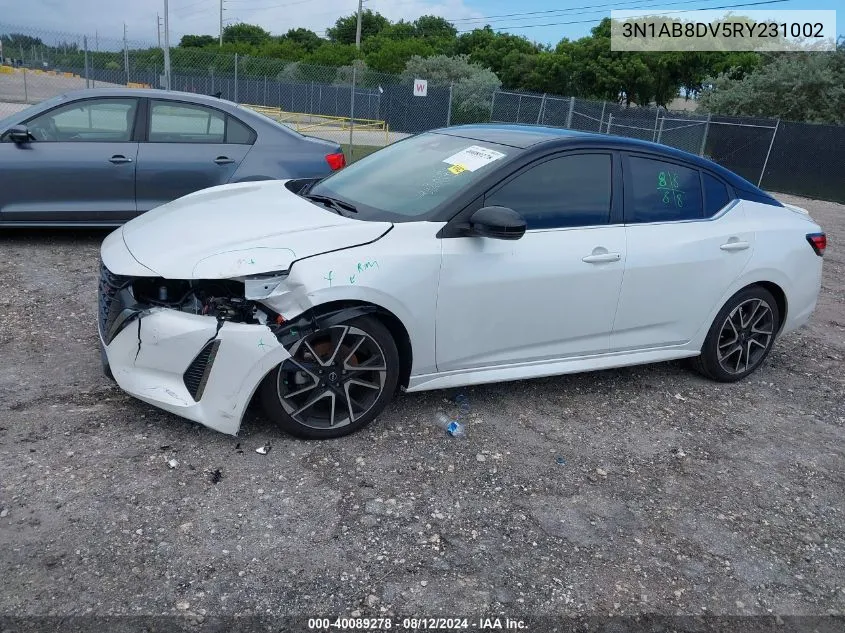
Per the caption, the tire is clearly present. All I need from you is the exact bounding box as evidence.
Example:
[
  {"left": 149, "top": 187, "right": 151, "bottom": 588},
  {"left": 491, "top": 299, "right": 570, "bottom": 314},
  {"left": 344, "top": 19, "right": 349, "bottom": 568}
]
[
  {"left": 691, "top": 285, "right": 780, "bottom": 382},
  {"left": 260, "top": 315, "right": 399, "bottom": 439}
]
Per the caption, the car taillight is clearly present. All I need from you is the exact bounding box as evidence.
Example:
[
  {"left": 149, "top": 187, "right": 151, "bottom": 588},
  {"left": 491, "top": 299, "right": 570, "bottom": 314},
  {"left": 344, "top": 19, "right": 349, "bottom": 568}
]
[
  {"left": 325, "top": 152, "right": 346, "bottom": 171},
  {"left": 806, "top": 233, "right": 826, "bottom": 257}
]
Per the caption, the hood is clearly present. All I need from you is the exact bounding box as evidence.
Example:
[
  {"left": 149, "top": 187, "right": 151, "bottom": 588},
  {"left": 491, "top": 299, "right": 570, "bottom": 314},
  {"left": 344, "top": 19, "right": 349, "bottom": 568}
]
[{"left": 120, "top": 180, "right": 392, "bottom": 279}]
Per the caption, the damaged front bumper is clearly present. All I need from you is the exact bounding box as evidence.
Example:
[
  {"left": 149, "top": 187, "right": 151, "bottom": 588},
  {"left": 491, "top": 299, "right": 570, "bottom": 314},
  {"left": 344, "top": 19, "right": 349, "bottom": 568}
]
[{"left": 97, "top": 265, "right": 291, "bottom": 435}]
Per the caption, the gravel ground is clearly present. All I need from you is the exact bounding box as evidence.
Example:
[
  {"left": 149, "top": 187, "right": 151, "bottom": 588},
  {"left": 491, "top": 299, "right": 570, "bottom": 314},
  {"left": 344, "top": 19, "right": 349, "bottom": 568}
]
[{"left": 0, "top": 193, "right": 843, "bottom": 627}]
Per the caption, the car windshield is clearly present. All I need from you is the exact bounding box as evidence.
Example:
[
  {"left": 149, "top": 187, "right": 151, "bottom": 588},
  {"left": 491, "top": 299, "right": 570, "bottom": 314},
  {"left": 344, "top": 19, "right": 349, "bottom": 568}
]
[
  {"left": 0, "top": 95, "right": 67, "bottom": 129},
  {"left": 308, "top": 133, "right": 518, "bottom": 220}
]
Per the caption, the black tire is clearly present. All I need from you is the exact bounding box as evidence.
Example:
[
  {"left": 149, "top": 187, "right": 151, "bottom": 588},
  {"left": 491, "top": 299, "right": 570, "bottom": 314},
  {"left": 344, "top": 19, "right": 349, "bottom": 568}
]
[
  {"left": 691, "top": 285, "right": 780, "bottom": 382},
  {"left": 260, "top": 315, "right": 399, "bottom": 439}
]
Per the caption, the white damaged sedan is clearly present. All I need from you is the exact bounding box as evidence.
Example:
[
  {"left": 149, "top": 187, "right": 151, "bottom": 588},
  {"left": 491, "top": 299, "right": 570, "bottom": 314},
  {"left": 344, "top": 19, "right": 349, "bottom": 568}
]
[{"left": 98, "top": 125, "right": 825, "bottom": 438}]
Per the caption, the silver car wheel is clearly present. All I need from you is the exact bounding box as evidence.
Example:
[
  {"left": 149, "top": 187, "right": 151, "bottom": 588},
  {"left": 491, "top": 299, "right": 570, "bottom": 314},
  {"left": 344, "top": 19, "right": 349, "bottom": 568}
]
[
  {"left": 275, "top": 325, "right": 387, "bottom": 430},
  {"left": 716, "top": 298, "right": 775, "bottom": 375}
]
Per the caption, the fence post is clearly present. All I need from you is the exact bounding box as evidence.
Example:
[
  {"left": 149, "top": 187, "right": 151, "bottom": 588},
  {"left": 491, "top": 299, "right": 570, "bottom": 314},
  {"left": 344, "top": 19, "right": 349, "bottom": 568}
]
[
  {"left": 446, "top": 83, "right": 453, "bottom": 126},
  {"left": 489, "top": 90, "right": 497, "bottom": 122},
  {"left": 656, "top": 116, "right": 665, "bottom": 143},
  {"left": 698, "top": 113, "right": 711, "bottom": 156},
  {"left": 758, "top": 118, "right": 780, "bottom": 187},
  {"left": 234, "top": 53, "right": 239, "bottom": 102},
  {"left": 83, "top": 36, "right": 90, "bottom": 88},
  {"left": 22, "top": 67, "right": 28, "bottom": 103},
  {"left": 264, "top": 75, "right": 268, "bottom": 106},
  {"left": 516, "top": 94, "right": 522, "bottom": 123},
  {"left": 598, "top": 101, "right": 606, "bottom": 133},
  {"left": 566, "top": 97, "right": 575, "bottom": 130},
  {"left": 652, "top": 107, "right": 660, "bottom": 141},
  {"left": 536, "top": 93, "right": 546, "bottom": 124},
  {"left": 348, "top": 62, "right": 358, "bottom": 162},
  {"left": 606, "top": 113, "right": 613, "bottom": 134}
]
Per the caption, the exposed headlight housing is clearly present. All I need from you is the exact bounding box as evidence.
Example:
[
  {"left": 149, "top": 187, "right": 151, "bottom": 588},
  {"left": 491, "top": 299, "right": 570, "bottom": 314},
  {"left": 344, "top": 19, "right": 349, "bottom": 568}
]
[{"left": 243, "top": 270, "right": 289, "bottom": 300}]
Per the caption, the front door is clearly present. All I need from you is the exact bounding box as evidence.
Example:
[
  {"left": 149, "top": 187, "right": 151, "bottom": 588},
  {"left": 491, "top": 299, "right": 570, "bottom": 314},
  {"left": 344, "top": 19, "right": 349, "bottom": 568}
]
[
  {"left": 0, "top": 97, "right": 139, "bottom": 223},
  {"left": 436, "top": 152, "right": 626, "bottom": 372}
]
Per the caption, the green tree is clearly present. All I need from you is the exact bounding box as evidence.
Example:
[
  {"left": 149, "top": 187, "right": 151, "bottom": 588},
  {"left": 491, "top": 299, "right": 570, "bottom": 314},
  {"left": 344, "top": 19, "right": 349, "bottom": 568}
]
[
  {"left": 179, "top": 34, "right": 216, "bottom": 48},
  {"left": 414, "top": 15, "right": 457, "bottom": 39},
  {"left": 280, "top": 28, "right": 323, "bottom": 53},
  {"left": 699, "top": 47, "right": 845, "bottom": 124},
  {"left": 304, "top": 42, "right": 357, "bottom": 68},
  {"left": 223, "top": 23, "right": 271, "bottom": 46},
  {"left": 403, "top": 54, "right": 502, "bottom": 123},
  {"left": 456, "top": 27, "right": 540, "bottom": 81},
  {"left": 365, "top": 37, "right": 436, "bottom": 73},
  {"left": 326, "top": 10, "right": 389, "bottom": 45}
]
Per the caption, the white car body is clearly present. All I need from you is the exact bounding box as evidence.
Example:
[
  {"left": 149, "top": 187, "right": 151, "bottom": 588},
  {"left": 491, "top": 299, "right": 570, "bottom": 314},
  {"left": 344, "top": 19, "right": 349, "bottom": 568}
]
[{"left": 98, "top": 128, "right": 824, "bottom": 436}]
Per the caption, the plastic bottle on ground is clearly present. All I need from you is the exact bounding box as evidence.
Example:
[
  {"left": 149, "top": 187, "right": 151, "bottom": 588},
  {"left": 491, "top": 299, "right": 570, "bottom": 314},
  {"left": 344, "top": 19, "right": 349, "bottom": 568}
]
[{"left": 435, "top": 412, "right": 466, "bottom": 438}]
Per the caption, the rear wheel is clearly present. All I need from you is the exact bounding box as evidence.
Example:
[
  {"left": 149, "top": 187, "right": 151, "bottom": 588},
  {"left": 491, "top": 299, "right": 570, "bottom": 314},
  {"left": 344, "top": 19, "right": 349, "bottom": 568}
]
[
  {"left": 260, "top": 316, "right": 399, "bottom": 439},
  {"left": 691, "top": 286, "right": 780, "bottom": 382}
]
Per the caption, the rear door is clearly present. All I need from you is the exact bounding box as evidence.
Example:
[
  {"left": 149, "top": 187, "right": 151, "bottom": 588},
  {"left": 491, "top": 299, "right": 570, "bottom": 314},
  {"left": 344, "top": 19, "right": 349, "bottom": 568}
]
[
  {"left": 611, "top": 153, "right": 754, "bottom": 350},
  {"left": 135, "top": 99, "right": 255, "bottom": 213},
  {"left": 0, "top": 97, "right": 139, "bottom": 223}
]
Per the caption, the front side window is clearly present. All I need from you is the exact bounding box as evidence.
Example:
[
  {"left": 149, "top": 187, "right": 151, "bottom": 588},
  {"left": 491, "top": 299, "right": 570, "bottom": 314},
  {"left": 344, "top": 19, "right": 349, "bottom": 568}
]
[
  {"left": 25, "top": 98, "right": 137, "bottom": 142},
  {"left": 149, "top": 101, "right": 225, "bottom": 143},
  {"left": 625, "top": 156, "right": 703, "bottom": 223},
  {"left": 485, "top": 153, "right": 612, "bottom": 229},
  {"left": 308, "top": 133, "right": 519, "bottom": 220}
]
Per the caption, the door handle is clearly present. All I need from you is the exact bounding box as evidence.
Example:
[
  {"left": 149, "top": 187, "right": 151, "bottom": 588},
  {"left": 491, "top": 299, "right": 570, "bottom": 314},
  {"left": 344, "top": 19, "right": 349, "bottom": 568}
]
[
  {"left": 109, "top": 155, "right": 132, "bottom": 164},
  {"left": 720, "top": 241, "right": 750, "bottom": 252},
  {"left": 214, "top": 156, "right": 235, "bottom": 165},
  {"left": 582, "top": 252, "right": 622, "bottom": 263}
]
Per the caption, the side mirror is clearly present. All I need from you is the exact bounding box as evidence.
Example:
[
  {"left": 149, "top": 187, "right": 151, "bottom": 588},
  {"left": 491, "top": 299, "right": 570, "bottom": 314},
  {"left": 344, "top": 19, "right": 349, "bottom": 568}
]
[
  {"left": 467, "top": 206, "right": 526, "bottom": 240},
  {"left": 7, "top": 125, "right": 32, "bottom": 145}
]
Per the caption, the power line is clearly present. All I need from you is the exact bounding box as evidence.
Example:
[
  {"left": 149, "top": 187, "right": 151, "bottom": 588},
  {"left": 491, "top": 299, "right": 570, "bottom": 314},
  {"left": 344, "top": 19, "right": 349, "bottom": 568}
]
[
  {"left": 456, "top": 0, "right": 791, "bottom": 32},
  {"left": 447, "top": 0, "right": 716, "bottom": 25}
]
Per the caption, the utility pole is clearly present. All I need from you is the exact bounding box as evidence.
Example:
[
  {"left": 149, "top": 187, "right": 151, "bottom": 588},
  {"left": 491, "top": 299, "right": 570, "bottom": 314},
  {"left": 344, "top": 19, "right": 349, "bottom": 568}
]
[
  {"left": 157, "top": 14, "right": 162, "bottom": 48},
  {"left": 355, "top": 0, "right": 364, "bottom": 49},
  {"left": 163, "top": 0, "right": 171, "bottom": 90},
  {"left": 123, "top": 23, "right": 129, "bottom": 85},
  {"left": 219, "top": 0, "right": 224, "bottom": 46}
]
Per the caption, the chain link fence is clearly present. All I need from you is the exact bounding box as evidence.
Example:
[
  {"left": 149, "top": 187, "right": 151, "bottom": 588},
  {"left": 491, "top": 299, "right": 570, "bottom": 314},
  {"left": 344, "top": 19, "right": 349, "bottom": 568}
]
[{"left": 1, "top": 23, "right": 843, "bottom": 201}]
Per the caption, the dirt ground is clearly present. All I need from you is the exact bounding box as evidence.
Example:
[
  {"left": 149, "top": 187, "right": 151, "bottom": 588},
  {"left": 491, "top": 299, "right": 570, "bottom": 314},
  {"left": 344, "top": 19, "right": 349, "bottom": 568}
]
[{"left": 0, "top": 194, "right": 843, "bottom": 628}]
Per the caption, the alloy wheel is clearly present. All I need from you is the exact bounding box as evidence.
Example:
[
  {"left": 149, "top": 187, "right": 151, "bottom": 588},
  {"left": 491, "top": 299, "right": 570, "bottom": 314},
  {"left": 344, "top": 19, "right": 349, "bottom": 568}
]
[
  {"left": 275, "top": 325, "right": 387, "bottom": 430},
  {"left": 716, "top": 298, "right": 775, "bottom": 375}
]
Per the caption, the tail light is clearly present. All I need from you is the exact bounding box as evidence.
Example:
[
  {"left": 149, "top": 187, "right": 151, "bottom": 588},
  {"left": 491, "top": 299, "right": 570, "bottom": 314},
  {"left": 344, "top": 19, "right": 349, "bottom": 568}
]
[
  {"left": 325, "top": 152, "right": 346, "bottom": 171},
  {"left": 806, "top": 233, "right": 826, "bottom": 257}
]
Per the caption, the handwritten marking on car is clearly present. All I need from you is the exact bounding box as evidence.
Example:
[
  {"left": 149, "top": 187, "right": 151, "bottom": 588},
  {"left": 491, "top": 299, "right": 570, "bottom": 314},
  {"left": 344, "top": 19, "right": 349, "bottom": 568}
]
[
  {"left": 356, "top": 260, "right": 379, "bottom": 273},
  {"left": 324, "top": 271, "right": 334, "bottom": 287}
]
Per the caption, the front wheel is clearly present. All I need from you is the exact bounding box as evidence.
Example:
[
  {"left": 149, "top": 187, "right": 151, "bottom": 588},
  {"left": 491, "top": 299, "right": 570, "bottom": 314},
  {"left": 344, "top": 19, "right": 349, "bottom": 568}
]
[
  {"left": 691, "top": 285, "right": 780, "bottom": 382},
  {"left": 260, "top": 316, "right": 399, "bottom": 439}
]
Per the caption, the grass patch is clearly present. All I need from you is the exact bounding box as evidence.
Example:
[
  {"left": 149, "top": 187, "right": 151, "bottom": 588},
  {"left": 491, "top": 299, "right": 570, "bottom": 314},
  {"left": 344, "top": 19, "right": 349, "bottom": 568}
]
[{"left": 343, "top": 144, "right": 382, "bottom": 163}]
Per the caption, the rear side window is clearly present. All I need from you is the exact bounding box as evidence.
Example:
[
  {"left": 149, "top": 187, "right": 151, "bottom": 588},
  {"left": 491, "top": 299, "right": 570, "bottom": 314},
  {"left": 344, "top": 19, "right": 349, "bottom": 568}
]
[
  {"left": 703, "top": 172, "right": 731, "bottom": 215},
  {"left": 226, "top": 116, "right": 255, "bottom": 144},
  {"left": 625, "top": 156, "right": 703, "bottom": 223},
  {"left": 149, "top": 101, "right": 225, "bottom": 143}
]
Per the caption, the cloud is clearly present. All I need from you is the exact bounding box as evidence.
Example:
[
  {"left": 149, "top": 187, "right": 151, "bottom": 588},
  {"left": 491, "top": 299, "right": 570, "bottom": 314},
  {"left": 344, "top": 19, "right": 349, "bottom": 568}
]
[{"left": 0, "top": 0, "right": 482, "bottom": 46}]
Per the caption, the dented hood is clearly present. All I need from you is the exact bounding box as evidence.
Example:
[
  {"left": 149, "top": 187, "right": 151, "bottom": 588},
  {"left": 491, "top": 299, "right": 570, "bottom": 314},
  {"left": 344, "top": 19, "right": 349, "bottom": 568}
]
[{"left": 120, "top": 180, "right": 392, "bottom": 279}]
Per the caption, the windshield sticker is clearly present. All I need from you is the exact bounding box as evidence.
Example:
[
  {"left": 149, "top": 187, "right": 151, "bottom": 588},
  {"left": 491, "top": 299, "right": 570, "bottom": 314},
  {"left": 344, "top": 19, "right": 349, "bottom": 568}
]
[
  {"left": 448, "top": 164, "right": 467, "bottom": 175},
  {"left": 443, "top": 145, "right": 506, "bottom": 172}
]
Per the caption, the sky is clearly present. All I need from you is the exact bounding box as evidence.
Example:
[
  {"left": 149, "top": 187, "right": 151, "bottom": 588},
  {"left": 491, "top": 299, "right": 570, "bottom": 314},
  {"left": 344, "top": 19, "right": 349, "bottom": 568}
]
[{"left": 0, "top": 0, "right": 841, "bottom": 50}]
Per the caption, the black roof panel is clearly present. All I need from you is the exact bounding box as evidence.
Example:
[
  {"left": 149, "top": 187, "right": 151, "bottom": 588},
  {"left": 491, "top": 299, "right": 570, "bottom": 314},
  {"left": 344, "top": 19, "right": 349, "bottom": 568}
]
[{"left": 431, "top": 123, "right": 780, "bottom": 205}]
